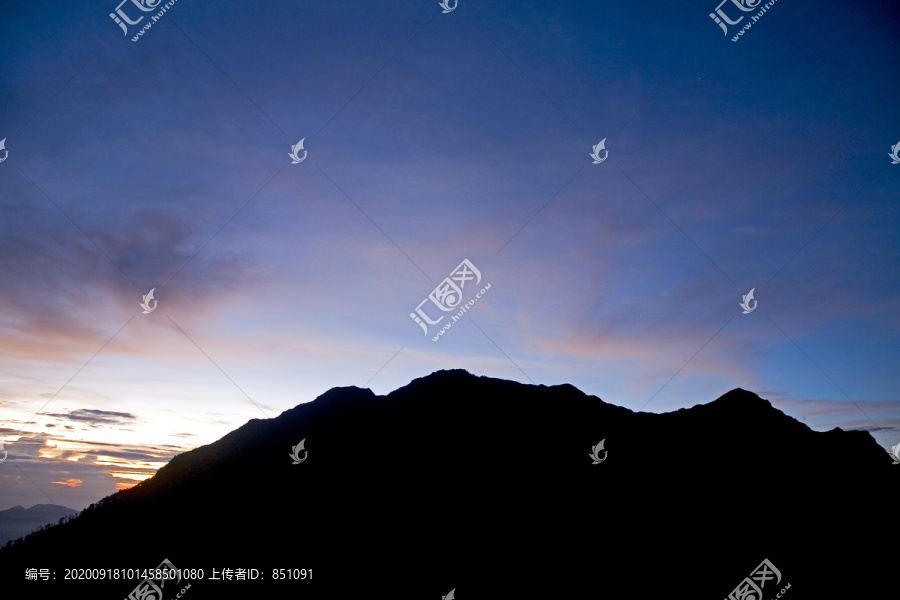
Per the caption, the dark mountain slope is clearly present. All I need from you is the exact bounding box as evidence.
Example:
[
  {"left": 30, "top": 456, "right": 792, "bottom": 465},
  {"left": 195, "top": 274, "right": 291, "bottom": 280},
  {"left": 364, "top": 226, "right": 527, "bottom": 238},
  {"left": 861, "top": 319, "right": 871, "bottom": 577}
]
[{"left": 1, "top": 370, "right": 895, "bottom": 599}]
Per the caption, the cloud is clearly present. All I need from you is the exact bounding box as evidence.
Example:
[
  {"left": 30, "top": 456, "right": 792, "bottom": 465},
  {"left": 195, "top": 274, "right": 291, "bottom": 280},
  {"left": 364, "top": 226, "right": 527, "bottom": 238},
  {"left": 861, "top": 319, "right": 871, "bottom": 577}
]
[
  {"left": 51, "top": 479, "right": 82, "bottom": 488},
  {"left": 849, "top": 425, "right": 899, "bottom": 433},
  {"left": 45, "top": 409, "right": 137, "bottom": 427},
  {"left": 109, "top": 471, "right": 154, "bottom": 482},
  {"left": 0, "top": 193, "right": 263, "bottom": 365},
  {"left": 0, "top": 431, "right": 190, "bottom": 510}
]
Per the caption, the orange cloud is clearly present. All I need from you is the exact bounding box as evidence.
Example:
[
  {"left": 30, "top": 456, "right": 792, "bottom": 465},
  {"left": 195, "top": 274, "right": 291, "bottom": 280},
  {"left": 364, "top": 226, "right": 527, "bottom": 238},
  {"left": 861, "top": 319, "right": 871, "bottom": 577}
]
[
  {"left": 109, "top": 471, "right": 154, "bottom": 482},
  {"left": 95, "top": 455, "right": 167, "bottom": 471},
  {"left": 51, "top": 478, "right": 82, "bottom": 487},
  {"left": 115, "top": 482, "right": 137, "bottom": 490}
]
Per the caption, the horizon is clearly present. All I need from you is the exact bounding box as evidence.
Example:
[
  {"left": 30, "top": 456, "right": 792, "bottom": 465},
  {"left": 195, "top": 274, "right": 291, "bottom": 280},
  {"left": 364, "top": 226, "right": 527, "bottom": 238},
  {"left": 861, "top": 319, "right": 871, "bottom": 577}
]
[
  {"left": 2, "top": 0, "right": 899, "bottom": 514},
  {"left": 0, "top": 369, "right": 894, "bottom": 512}
]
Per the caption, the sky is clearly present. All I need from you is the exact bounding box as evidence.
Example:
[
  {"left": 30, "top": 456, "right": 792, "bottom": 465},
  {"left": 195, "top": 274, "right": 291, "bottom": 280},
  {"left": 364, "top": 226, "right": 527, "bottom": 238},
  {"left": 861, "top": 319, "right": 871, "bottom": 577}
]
[{"left": 1, "top": 0, "right": 899, "bottom": 511}]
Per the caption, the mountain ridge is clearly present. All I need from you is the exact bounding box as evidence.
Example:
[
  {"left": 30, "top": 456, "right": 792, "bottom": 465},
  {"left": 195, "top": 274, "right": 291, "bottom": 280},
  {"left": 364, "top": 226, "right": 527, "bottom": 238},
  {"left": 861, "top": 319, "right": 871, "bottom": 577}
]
[{"left": 1, "top": 370, "right": 895, "bottom": 598}]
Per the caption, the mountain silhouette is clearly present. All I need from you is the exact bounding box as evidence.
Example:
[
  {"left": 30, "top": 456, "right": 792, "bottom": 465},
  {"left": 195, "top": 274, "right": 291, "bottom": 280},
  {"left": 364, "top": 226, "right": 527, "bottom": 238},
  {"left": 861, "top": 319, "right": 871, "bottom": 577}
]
[
  {"left": 1, "top": 370, "right": 896, "bottom": 599},
  {"left": 0, "top": 504, "right": 78, "bottom": 546}
]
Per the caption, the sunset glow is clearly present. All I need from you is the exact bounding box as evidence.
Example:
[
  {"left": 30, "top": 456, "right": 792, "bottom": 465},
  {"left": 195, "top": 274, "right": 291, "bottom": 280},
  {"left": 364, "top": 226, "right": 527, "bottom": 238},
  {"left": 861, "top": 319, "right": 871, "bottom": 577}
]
[{"left": 1, "top": 0, "right": 898, "bottom": 516}]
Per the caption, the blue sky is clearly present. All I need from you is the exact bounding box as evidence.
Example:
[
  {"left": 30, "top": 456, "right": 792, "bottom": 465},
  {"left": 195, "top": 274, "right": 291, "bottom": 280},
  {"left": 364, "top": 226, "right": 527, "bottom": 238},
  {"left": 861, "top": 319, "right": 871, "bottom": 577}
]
[{"left": 1, "top": 0, "right": 899, "bottom": 510}]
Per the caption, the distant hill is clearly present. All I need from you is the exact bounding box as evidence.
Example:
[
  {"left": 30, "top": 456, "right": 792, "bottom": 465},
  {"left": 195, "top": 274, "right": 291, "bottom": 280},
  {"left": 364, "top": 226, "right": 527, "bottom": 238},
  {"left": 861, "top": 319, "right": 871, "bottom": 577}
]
[
  {"left": 0, "top": 504, "right": 78, "bottom": 546},
  {"left": 0, "top": 370, "right": 896, "bottom": 599}
]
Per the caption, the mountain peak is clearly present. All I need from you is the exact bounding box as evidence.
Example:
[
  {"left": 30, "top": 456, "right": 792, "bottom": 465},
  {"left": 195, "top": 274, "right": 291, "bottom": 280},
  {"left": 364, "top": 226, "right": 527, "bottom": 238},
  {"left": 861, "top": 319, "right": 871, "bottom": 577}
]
[
  {"left": 1, "top": 374, "right": 895, "bottom": 597},
  {"left": 711, "top": 387, "right": 769, "bottom": 404},
  {"left": 697, "top": 387, "right": 782, "bottom": 418}
]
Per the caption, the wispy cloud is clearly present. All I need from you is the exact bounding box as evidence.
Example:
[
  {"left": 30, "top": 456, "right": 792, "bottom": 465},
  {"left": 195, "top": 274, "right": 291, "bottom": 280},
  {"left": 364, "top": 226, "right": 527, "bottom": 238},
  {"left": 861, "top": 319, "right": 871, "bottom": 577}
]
[
  {"left": 44, "top": 409, "right": 137, "bottom": 427},
  {"left": 51, "top": 479, "right": 82, "bottom": 488}
]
